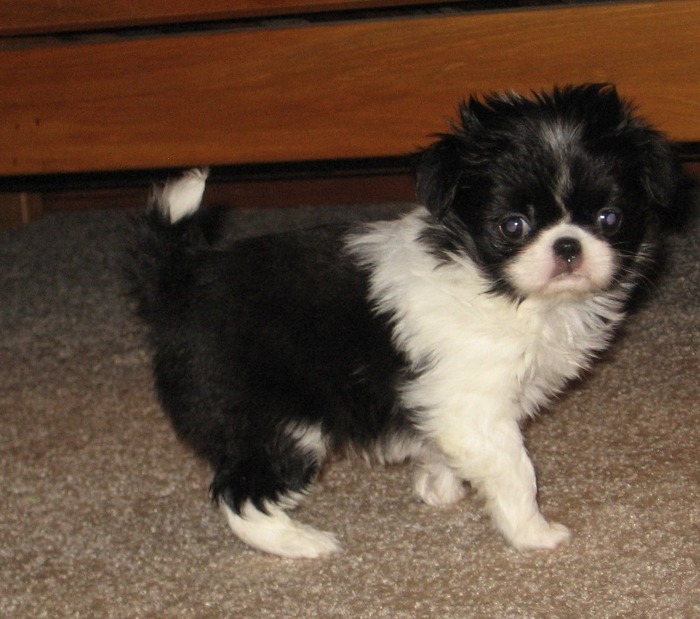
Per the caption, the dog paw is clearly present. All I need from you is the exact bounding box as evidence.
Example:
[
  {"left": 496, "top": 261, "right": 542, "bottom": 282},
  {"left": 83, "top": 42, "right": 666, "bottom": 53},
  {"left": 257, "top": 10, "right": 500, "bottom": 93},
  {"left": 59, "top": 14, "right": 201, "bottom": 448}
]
[
  {"left": 223, "top": 501, "right": 341, "bottom": 558},
  {"left": 413, "top": 464, "right": 467, "bottom": 507},
  {"left": 274, "top": 522, "right": 341, "bottom": 559},
  {"left": 508, "top": 518, "right": 571, "bottom": 551}
]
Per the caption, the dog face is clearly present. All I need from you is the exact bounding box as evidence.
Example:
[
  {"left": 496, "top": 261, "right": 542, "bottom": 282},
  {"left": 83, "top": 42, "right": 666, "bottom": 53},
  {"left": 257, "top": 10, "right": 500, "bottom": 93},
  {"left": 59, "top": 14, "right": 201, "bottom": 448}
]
[{"left": 417, "top": 84, "right": 678, "bottom": 300}]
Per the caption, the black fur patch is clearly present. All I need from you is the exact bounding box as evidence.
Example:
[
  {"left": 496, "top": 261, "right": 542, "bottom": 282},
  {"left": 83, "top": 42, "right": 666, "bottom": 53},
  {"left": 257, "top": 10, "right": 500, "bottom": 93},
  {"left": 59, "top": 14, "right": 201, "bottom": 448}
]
[{"left": 126, "top": 218, "right": 413, "bottom": 511}]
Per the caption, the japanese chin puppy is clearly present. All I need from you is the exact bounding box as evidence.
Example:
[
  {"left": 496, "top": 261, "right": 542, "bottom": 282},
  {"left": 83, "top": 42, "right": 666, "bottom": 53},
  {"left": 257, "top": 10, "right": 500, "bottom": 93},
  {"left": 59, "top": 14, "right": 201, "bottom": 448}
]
[{"left": 126, "top": 84, "right": 679, "bottom": 558}]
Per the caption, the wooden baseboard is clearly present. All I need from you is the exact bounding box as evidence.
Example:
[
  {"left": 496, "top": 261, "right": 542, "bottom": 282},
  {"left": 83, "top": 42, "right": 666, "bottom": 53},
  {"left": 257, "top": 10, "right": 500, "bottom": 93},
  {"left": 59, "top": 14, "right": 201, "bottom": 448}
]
[
  {"left": 33, "top": 170, "right": 416, "bottom": 215},
  {"left": 684, "top": 162, "right": 700, "bottom": 181},
  {"left": 0, "top": 192, "right": 42, "bottom": 228}
]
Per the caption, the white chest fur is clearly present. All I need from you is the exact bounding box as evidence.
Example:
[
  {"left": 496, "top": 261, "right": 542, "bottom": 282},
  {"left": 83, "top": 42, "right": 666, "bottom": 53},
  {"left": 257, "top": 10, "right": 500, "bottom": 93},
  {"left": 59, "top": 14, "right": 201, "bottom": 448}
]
[{"left": 346, "top": 208, "right": 626, "bottom": 423}]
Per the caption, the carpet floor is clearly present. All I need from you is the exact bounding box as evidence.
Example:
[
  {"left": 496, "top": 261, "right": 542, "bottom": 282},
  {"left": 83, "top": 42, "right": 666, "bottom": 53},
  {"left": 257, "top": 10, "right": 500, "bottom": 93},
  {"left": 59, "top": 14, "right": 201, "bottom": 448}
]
[{"left": 1, "top": 198, "right": 698, "bottom": 618}]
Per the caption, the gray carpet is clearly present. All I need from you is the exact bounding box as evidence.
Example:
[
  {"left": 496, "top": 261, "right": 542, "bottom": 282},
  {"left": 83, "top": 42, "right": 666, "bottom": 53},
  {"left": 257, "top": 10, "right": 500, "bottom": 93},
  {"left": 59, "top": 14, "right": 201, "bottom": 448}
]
[{"left": 1, "top": 199, "right": 698, "bottom": 618}]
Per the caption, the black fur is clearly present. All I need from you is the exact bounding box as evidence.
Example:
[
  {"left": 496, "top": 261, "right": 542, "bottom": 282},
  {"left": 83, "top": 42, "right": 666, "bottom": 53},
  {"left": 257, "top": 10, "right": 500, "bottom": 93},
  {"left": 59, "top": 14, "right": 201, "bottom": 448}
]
[{"left": 126, "top": 212, "right": 412, "bottom": 512}]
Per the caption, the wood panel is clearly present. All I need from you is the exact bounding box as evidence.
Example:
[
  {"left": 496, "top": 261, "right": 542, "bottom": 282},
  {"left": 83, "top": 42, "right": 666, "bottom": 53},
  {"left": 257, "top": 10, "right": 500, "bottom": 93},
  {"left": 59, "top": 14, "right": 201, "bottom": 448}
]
[
  {"left": 1, "top": 1, "right": 698, "bottom": 176},
  {"left": 0, "top": 0, "right": 450, "bottom": 35}
]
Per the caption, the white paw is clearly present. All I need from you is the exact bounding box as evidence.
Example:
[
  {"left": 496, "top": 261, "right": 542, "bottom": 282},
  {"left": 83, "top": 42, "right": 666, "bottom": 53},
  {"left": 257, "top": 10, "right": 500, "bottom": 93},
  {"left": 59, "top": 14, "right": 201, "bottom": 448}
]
[
  {"left": 272, "top": 521, "right": 341, "bottom": 559},
  {"left": 223, "top": 501, "right": 341, "bottom": 559},
  {"left": 507, "top": 518, "right": 571, "bottom": 551},
  {"left": 413, "top": 463, "right": 467, "bottom": 507}
]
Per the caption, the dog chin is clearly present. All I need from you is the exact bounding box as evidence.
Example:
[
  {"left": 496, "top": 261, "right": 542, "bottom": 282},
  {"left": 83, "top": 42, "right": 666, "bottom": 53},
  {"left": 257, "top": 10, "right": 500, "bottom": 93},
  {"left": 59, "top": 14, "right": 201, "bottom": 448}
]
[{"left": 535, "top": 272, "right": 605, "bottom": 298}]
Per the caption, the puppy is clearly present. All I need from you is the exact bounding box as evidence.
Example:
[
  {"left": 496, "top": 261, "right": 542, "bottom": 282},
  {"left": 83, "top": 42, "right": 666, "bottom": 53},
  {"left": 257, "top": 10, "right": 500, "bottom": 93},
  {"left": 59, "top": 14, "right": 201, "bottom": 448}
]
[{"left": 126, "top": 84, "right": 678, "bottom": 558}]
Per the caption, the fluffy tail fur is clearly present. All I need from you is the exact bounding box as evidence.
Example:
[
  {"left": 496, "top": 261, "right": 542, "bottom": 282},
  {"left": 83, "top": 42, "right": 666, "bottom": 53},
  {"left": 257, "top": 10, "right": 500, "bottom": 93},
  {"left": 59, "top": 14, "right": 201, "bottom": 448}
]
[
  {"left": 124, "top": 168, "right": 209, "bottom": 325},
  {"left": 157, "top": 167, "right": 209, "bottom": 224}
]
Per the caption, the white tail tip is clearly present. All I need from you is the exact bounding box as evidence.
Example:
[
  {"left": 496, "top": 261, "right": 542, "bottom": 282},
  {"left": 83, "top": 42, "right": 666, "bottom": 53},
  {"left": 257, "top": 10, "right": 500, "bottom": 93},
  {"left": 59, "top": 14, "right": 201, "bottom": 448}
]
[{"left": 160, "top": 167, "right": 209, "bottom": 223}]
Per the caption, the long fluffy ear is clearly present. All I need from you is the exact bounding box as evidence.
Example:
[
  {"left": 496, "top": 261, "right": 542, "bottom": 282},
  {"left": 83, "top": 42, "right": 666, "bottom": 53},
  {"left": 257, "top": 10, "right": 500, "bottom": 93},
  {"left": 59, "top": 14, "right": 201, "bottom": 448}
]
[
  {"left": 415, "top": 134, "right": 467, "bottom": 219},
  {"left": 595, "top": 91, "right": 680, "bottom": 211}
]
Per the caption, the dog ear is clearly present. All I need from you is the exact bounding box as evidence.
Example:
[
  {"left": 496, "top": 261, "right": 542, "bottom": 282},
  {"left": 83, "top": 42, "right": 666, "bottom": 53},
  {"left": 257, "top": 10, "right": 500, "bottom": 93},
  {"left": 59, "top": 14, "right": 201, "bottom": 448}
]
[
  {"left": 593, "top": 88, "right": 680, "bottom": 211},
  {"left": 637, "top": 129, "right": 680, "bottom": 211},
  {"left": 415, "top": 135, "right": 466, "bottom": 219}
]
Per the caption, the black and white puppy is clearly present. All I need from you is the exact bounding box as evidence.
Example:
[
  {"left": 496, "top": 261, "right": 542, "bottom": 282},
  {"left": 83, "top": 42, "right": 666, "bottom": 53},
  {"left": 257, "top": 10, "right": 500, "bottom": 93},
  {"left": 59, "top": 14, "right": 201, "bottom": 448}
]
[{"left": 126, "top": 84, "right": 678, "bottom": 558}]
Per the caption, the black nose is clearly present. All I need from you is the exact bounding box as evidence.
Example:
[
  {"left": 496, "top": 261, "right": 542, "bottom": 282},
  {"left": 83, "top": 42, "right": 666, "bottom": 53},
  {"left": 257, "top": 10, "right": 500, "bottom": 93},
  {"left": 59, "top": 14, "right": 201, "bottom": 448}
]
[{"left": 553, "top": 237, "right": 582, "bottom": 262}]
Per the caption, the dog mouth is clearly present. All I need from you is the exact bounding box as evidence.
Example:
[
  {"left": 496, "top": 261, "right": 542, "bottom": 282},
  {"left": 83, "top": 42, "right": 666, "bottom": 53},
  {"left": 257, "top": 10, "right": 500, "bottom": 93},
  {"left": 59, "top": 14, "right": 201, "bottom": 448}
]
[
  {"left": 551, "top": 258, "right": 582, "bottom": 279},
  {"left": 542, "top": 260, "right": 605, "bottom": 296}
]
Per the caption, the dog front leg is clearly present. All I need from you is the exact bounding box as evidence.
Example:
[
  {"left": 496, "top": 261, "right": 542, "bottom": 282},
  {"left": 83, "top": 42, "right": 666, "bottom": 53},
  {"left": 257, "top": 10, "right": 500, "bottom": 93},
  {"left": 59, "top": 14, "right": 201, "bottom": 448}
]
[{"left": 437, "top": 418, "right": 570, "bottom": 551}]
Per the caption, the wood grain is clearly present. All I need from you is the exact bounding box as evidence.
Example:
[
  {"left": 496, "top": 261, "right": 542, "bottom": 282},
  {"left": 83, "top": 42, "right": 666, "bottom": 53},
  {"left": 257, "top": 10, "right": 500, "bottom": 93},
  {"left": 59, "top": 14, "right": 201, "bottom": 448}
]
[
  {"left": 1, "top": 1, "right": 698, "bottom": 176},
  {"left": 0, "top": 0, "right": 447, "bottom": 35}
]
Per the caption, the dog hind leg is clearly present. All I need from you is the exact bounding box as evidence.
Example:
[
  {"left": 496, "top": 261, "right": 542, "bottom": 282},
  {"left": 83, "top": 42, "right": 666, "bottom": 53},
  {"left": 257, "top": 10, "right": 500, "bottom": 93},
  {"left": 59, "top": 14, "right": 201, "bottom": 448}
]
[{"left": 212, "top": 423, "right": 340, "bottom": 558}]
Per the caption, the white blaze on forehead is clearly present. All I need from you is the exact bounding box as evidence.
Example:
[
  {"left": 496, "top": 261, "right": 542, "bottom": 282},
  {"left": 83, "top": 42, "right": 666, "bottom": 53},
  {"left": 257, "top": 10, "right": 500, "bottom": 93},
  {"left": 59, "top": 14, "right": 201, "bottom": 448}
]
[
  {"left": 505, "top": 222, "right": 617, "bottom": 297},
  {"left": 540, "top": 119, "right": 581, "bottom": 153},
  {"left": 540, "top": 120, "right": 581, "bottom": 213},
  {"left": 552, "top": 166, "right": 572, "bottom": 213}
]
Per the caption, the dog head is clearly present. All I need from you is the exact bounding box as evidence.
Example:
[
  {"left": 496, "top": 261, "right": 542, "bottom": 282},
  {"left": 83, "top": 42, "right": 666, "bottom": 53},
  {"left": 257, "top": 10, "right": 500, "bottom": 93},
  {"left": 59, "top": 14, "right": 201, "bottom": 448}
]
[{"left": 416, "top": 84, "right": 679, "bottom": 300}]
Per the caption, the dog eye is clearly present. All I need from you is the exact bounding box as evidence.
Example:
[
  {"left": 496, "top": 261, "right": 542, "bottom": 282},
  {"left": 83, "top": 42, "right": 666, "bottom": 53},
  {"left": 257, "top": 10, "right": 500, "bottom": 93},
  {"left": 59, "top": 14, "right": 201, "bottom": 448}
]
[
  {"left": 500, "top": 215, "right": 532, "bottom": 241},
  {"left": 597, "top": 207, "right": 623, "bottom": 236}
]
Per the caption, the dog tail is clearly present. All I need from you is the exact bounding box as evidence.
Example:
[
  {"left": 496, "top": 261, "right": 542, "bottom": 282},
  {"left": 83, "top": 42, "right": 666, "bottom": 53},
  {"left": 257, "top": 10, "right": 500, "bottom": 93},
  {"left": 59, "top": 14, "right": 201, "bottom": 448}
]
[
  {"left": 123, "top": 167, "right": 209, "bottom": 326},
  {"left": 154, "top": 167, "right": 209, "bottom": 225}
]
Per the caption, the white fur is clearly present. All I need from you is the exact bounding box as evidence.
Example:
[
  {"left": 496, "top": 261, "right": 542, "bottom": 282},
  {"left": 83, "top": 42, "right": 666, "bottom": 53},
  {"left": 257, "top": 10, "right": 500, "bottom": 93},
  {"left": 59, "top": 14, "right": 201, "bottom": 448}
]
[
  {"left": 347, "top": 207, "right": 625, "bottom": 550},
  {"left": 223, "top": 499, "right": 340, "bottom": 559},
  {"left": 506, "top": 221, "right": 617, "bottom": 297},
  {"left": 412, "top": 451, "right": 467, "bottom": 507},
  {"left": 284, "top": 422, "right": 328, "bottom": 465},
  {"left": 365, "top": 432, "right": 426, "bottom": 466},
  {"left": 160, "top": 167, "right": 209, "bottom": 223}
]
